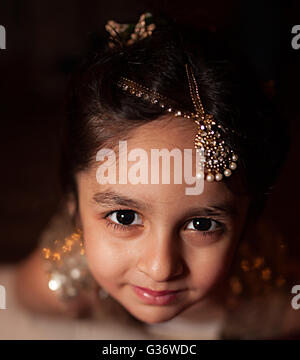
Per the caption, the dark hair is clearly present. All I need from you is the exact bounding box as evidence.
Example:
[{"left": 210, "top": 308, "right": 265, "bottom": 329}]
[{"left": 61, "top": 14, "right": 289, "bottom": 213}]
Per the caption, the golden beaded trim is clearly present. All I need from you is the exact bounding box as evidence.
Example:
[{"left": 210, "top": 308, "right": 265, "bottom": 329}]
[{"left": 117, "top": 64, "right": 238, "bottom": 182}]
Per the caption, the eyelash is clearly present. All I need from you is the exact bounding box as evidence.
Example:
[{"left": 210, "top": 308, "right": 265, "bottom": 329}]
[
  {"left": 184, "top": 218, "right": 224, "bottom": 235},
  {"left": 104, "top": 209, "right": 142, "bottom": 232},
  {"left": 103, "top": 209, "right": 225, "bottom": 235},
  {"left": 105, "top": 219, "right": 134, "bottom": 232},
  {"left": 106, "top": 222, "right": 123, "bottom": 231}
]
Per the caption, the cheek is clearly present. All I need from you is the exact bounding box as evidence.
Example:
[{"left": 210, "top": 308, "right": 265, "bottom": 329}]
[
  {"left": 80, "top": 211, "right": 129, "bottom": 286},
  {"left": 192, "top": 214, "right": 247, "bottom": 291},
  {"left": 188, "top": 238, "right": 236, "bottom": 291}
]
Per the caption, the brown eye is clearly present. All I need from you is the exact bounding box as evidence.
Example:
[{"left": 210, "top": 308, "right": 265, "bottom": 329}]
[
  {"left": 186, "top": 218, "right": 218, "bottom": 232},
  {"left": 107, "top": 210, "right": 142, "bottom": 226}
]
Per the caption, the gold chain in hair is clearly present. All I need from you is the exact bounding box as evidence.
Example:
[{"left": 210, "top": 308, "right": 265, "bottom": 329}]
[
  {"left": 184, "top": 64, "right": 238, "bottom": 182},
  {"left": 108, "top": 13, "right": 238, "bottom": 182},
  {"left": 117, "top": 65, "right": 238, "bottom": 182}
]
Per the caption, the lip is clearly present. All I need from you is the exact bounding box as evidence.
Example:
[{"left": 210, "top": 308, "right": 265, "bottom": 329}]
[{"left": 132, "top": 285, "right": 183, "bottom": 305}]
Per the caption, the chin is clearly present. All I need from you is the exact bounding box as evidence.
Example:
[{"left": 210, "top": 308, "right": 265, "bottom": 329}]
[
  {"left": 132, "top": 313, "right": 177, "bottom": 325},
  {"left": 127, "top": 304, "right": 188, "bottom": 325}
]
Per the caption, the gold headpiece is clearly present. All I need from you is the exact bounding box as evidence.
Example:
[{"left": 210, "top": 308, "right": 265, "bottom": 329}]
[
  {"left": 107, "top": 13, "right": 238, "bottom": 182},
  {"left": 105, "top": 12, "right": 156, "bottom": 48}
]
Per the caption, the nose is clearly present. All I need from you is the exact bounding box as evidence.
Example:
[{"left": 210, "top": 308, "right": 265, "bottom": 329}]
[{"left": 136, "top": 230, "right": 184, "bottom": 282}]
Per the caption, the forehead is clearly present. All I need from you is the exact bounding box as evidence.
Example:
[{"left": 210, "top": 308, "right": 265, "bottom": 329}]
[
  {"left": 76, "top": 115, "right": 247, "bottom": 211},
  {"left": 99, "top": 115, "right": 196, "bottom": 154},
  {"left": 128, "top": 116, "right": 196, "bottom": 148}
]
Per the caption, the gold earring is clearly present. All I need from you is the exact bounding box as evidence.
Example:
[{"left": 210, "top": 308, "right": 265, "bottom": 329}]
[{"left": 41, "top": 227, "right": 96, "bottom": 302}]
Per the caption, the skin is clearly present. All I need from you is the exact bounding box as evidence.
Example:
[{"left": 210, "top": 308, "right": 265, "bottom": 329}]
[{"left": 76, "top": 116, "right": 250, "bottom": 324}]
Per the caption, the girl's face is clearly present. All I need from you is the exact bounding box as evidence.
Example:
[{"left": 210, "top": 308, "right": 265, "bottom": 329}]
[{"left": 76, "top": 116, "right": 250, "bottom": 324}]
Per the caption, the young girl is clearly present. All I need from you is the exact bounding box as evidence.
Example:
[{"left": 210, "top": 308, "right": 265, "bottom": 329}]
[{"left": 14, "top": 12, "right": 300, "bottom": 339}]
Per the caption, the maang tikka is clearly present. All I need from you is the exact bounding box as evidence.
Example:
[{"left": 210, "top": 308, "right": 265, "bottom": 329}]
[{"left": 107, "top": 13, "right": 239, "bottom": 182}]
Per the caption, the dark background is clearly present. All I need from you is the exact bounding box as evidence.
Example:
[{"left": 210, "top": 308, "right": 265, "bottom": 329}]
[{"left": 0, "top": 0, "right": 299, "bottom": 263}]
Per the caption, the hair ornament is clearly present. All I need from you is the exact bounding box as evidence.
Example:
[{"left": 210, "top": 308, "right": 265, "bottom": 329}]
[
  {"left": 113, "top": 13, "right": 238, "bottom": 182},
  {"left": 105, "top": 12, "right": 156, "bottom": 48}
]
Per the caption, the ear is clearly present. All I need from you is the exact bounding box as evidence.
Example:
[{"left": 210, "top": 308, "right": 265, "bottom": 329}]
[
  {"left": 66, "top": 192, "right": 77, "bottom": 217},
  {"left": 64, "top": 191, "right": 82, "bottom": 230}
]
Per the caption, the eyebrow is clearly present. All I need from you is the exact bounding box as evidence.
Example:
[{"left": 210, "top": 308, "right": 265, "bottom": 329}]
[
  {"left": 92, "top": 191, "right": 150, "bottom": 210},
  {"left": 92, "top": 190, "right": 237, "bottom": 217},
  {"left": 185, "top": 204, "right": 237, "bottom": 218}
]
